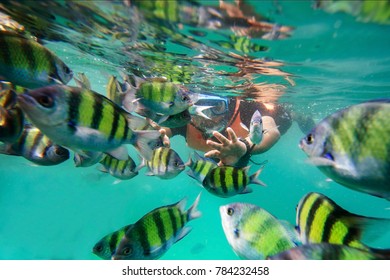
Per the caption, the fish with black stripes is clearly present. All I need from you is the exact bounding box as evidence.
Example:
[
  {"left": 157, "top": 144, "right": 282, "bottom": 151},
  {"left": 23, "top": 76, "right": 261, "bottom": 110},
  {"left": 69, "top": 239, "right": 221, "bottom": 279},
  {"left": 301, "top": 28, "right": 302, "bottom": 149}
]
[
  {"left": 112, "top": 193, "right": 201, "bottom": 260},
  {"left": 299, "top": 99, "right": 390, "bottom": 200},
  {"left": 98, "top": 153, "right": 139, "bottom": 180},
  {"left": 93, "top": 224, "right": 133, "bottom": 260},
  {"left": 139, "top": 146, "right": 185, "bottom": 179},
  {"left": 268, "top": 243, "right": 390, "bottom": 260},
  {"left": 186, "top": 151, "right": 218, "bottom": 185},
  {"left": 202, "top": 165, "right": 266, "bottom": 198},
  {"left": 220, "top": 202, "right": 301, "bottom": 259},
  {"left": 17, "top": 85, "right": 161, "bottom": 161},
  {"left": 296, "top": 192, "right": 390, "bottom": 250},
  {"left": 123, "top": 78, "right": 193, "bottom": 122},
  {"left": 0, "top": 31, "right": 73, "bottom": 88},
  {"left": 0, "top": 89, "right": 24, "bottom": 142},
  {"left": 0, "top": 124, "right": 69, "bottom": 166}
]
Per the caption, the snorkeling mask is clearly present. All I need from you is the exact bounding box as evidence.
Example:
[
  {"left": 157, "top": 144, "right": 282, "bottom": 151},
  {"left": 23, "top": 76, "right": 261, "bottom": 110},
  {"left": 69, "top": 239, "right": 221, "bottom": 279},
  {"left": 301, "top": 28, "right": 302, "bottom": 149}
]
[{"left": 190, "top": 93, "right": 229, "bottom": 137}]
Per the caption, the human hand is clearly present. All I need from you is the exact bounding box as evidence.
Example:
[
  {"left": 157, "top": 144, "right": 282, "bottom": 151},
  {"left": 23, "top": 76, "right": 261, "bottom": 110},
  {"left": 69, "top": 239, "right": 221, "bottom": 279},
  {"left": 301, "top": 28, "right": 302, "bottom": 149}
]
[{"left": 205, "top": 127, "right": 247, "bottom": 166}]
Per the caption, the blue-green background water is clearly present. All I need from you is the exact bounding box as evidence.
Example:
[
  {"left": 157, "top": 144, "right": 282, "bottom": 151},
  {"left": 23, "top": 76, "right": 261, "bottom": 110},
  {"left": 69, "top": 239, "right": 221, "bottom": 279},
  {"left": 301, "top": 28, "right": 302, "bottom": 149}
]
[{"left": 0, "top": 0, "right": 390, "bottom": 259}]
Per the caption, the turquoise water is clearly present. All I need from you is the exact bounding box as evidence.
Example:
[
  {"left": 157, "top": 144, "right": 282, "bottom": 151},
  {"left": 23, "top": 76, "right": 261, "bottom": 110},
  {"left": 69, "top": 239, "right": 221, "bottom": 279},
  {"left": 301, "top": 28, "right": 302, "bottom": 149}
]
[{"left": 0, "top": 0, "right": 390, "bottom": 260}]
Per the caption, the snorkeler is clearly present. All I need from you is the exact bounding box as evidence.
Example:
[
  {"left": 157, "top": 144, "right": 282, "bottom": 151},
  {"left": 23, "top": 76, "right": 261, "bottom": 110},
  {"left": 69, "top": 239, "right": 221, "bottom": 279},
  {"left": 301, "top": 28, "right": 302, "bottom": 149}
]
[{"left": 162, "top": 94, "right": 315, "bottom": 167}]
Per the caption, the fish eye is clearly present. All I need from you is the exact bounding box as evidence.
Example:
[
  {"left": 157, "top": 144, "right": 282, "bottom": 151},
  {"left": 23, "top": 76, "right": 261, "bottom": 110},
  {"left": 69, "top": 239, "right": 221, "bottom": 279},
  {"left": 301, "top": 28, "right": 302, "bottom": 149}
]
[
  {"left": 227, "top": 207, "right": 234, "bottom": 216},
  {"left": 63, "top": 66, "right": 71, "bottom": 75},
  {"left": 306, "top": 133, "right": 314, "bottom": 144},
  {"left": 122, "top": 246, "right": 133, "bottom": 256},
  {"left": 37, "top": 95, "right": 54, "bottom": 108},
  {"left": 55, "top": 148, "right": 69, "bottom": 157},
  {"left": 94, "top": 244, "right": 103, "bottom": 252}
]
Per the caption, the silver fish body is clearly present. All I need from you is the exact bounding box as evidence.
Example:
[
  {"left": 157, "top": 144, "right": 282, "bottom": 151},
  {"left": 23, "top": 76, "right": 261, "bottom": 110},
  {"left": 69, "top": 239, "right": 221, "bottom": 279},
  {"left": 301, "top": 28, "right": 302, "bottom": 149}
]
[
  {"left": 0, "top": 124, "right": 69, "bottom": 165},
  {"left": 249, "top": 110, "right": 263, "bottom": 144},
  {"left": 112, "top": 194, "right": 201, "bottom": 260},
  {"left": 220, "top": 203, "right": 300, "bottom": 259},
  {"left": 17, "top": 85, "right": 161, "bottom": 161},
  {"left": 299, "top": 100, "right": 390, "bottom": 200}
]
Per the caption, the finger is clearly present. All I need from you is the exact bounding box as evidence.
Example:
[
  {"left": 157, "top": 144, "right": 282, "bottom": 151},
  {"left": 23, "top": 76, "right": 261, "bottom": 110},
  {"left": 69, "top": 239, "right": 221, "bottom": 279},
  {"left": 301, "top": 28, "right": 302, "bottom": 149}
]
[
  {"left": 226, "top": 127, "right": 238, "bottom": 143},
  {"left": 204, "top": 150, "right": 221, "bottom": 158},
  {"left": 212, "top": 130, "right": 231, "bottom": 146},
  {"left": 206, "top": 139, "right": 223, "bottom": 150}
]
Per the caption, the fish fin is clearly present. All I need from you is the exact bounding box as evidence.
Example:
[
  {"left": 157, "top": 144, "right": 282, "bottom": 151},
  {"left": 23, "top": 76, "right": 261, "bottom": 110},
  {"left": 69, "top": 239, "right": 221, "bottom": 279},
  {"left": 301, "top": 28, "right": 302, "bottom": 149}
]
[
  {"left": 144, "top": 170, "right": 154, "bottom": 176},
  {"left": 106, "top": 145, "right": 128, "bottom": 161},
  {"left": 240, "top": 122, "right": 249, "bottom": 132},
  {"left": 131, "top": 130, "right": 161, "bottom": 161},
  {"left": 240, "top": 187, "right": 253, "bottom": 194},
  {"left": 113, "top": 179, "right": 122, "bottom": 185},
  {"left": 187, "top": 192, "right": 202, "bottom": 221},
  {"left": 156, "top": 115, "right": 170, "bottom": 124},
  {"left": 48, "top": 74, "right": 63, "bottom": 85},
  {"left": 97, "top": 165, "right": 108, "bottom": 173},
  {"left": 125, "top": 114, "right": 150, "bottom": 130},
  {"left": 186, "top": 169, "right": 200, "bottom": 182},
  {"left": 134, "top": 156, "right": 146, "bottom": 173},
  {"left": 176, "top": 197, "right": 188, "bottom": 212},
  {"left": 306, "top": 157, "right": 335, "bottom": 167},
  {"left": 280, "top": 220, "right": 302, "bottom": 246},
  {"left": 191, "top": 105, "right": 213, "bottom": 120},
  {"left": 342, "top": 214, "right": 390, "bottom": 246},
  {"left": 175, "top": 227, "right": 192, "bottom": 243},
  {"left": 249, "top": 165, "right": 267, "bottom": 186}
]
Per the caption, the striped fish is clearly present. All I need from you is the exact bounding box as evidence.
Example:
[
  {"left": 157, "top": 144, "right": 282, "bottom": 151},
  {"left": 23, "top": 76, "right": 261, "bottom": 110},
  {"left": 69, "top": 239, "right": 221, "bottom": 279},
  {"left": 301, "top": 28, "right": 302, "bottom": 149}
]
[
  {"left": 112, "top": 193, "right": 201, "bottom": 260},
  {"left": 98, "top": 154, "right": 139, "bottom": 180},
  {"left": 220, "top": 203, "right": 300, "bottom": 260},
  {"left": 131, "top": 0, "right": 181, "bottom": 23},
  {"left": 202, "top": 165, "right": 266, "bottom": 198},
  {"left": 0, "top": 31, "right": 73, "bottom": 88},
  {"left": 296, "top": 192, "right": 390, "bottom": 250},
  {"left": 268, "top": 243, "right": 390, "bottom": 260},
  {"left": 139, "top": 147, "right": 185, "bottom": 179},
  {"left": 124, "top": 78, "right": 193, "bottom": 118},
  {"left": 17, "top": 85, "right": 161, "bottom": 161},
  {"left": 0, "top": 89, "right": 24, "bottom": 142},
  {"left": 299, "top": 99, "right": 390, "bottom": 200},
  {"left": 0, "top": 124, "right": 69, "bottom": 166},
  {"left": 93, "top": 224, "right": 133, "bottom": 260},
  {"left": 186, "top": 151, "right": 218, "bottom": 184},
  {"left": 73, "top": 150, "right": 104, "bottom": 167},
  {"left": 216, "top": 35, "right": 268, "bottom": 54}
]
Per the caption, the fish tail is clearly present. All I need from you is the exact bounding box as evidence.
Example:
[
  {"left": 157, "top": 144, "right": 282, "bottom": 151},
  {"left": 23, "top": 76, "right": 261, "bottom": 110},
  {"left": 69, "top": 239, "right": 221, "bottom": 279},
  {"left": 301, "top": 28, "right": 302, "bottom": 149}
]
[
  {"left": 132, "top": 130, "right": 161, "bottom": 161},
  {"left": 187, "top": 192, "right": 202, "bottom": 221},
  {"left": 249, "top": 165, "right": 267, "bottom": 186}
]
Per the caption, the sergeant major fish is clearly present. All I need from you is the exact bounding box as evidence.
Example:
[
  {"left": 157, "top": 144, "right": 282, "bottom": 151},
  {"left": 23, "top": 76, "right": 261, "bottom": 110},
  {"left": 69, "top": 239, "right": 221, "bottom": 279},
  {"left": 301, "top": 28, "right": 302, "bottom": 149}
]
[
  {"left": 98, "top": 154, "right": 139, "bottom": 180},
  {"left": 299, "top": 99, "right": 390, "bottom": 200},
  {"left": 186, "top": 151, "right": 218, "bottom": 184},
  {"left": 93, "top": 224, "right": 133, "bottom": 260},
  {"left": 202, "top": 165, "right": 266, "bottom": 198},
  {"left": 138, "top": 147, "right": 185, "bottom": 179},
  {"left": 0, "top": 124, "right": 69, "bottom": 166},
  {"left": 17, "top": 85, "right": 161, "bottom": 161},
  {"left": 112, "top": 193, "right": 201, "bottom": 260},
  {"left": 296, "top": 192, "right": 390, "bottom": 250},
  {"left": 0, "top": 31, "right": 73, "bottom": 88},
  {"left": 220, "top": 203, "right": 300, "bottom": 259},
  {"left": 123, "top": 78, "right": 193, "bottom": 121}
]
